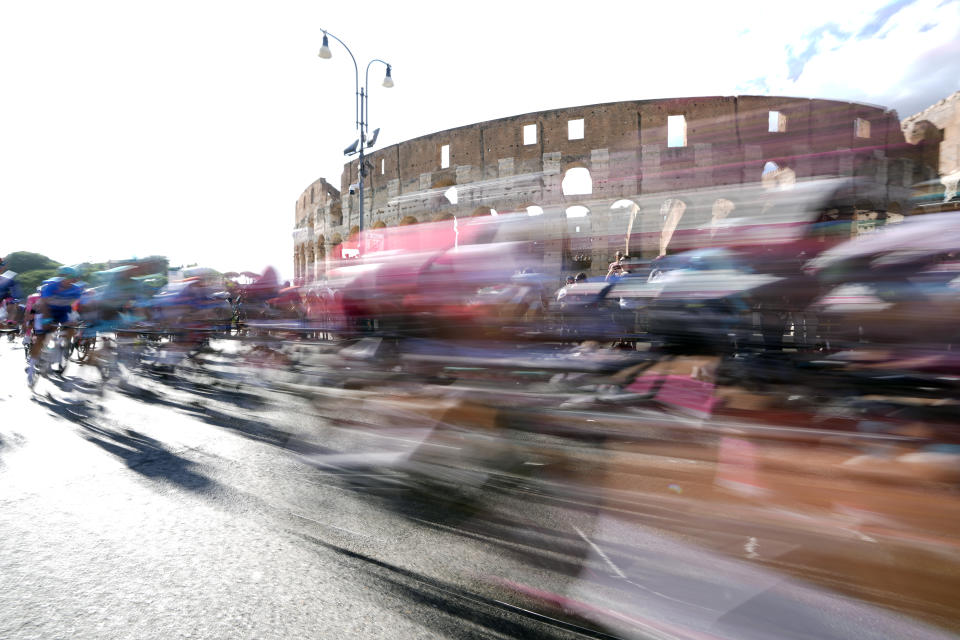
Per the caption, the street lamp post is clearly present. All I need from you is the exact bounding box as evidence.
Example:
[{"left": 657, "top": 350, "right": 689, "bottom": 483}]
[{"left": 318, "top": 30, "right": 393, "bottom": 239}]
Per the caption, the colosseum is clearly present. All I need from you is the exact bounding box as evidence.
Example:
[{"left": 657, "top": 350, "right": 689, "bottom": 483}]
[{"left": 293, "top": 95, "right": 943, "bottom": 283}]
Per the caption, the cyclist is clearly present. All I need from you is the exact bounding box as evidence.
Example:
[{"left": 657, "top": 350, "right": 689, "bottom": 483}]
[
  {"left": 27, "top": 265, "right": 85, "bottom": 385},
  {"left": 0, "top": 256, "right": 24, "bottom": 335}
]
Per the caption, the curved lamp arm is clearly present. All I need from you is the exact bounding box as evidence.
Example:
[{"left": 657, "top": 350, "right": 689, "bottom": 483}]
[
  {"left": 319, "top": 29, "right": 360, "bottom": 130},
  {"left": 363, "top": 58, "right": 392, "bottom": 138}
]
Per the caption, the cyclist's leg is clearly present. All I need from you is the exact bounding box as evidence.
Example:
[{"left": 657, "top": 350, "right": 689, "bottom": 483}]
[
  {"left": 29, "top": 316, "right": 49, "bottom": 360},
  {"left": 27, "top": 317, "right": 49, "bottom": 386}
]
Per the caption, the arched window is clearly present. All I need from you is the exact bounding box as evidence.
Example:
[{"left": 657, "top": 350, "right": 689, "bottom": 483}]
[
  {"left": 611, "top": 199, "right": 639, "bottom": 256},
  {"left": 564, "top": 207, "right": 592, "bottom": 270},
  {"left": 371, "top": 220, "right": 387, "bottom": 229},
  {"left": 711, "top": 198, "right": 735, "bottom": 233},
  {"left": 526, "top": 205, "right": 544, "bottom": 216},
  {"left": 562, "top": 167, "right": 592, "bottom": 196},
  {"left": 305, "top": 245, "right": 315, "bottom": 281},
  {"left": 399, "top": 216, "right": 419, "bottom": 226},
  {"left": 660, "top": 198, "right": 687, "bottom": 256},
  {"left": 762, "top": 161, "right": 796, "bottom": 190},
  {"left": 444, "top": 186, "right": 458, "bottom": 205}
]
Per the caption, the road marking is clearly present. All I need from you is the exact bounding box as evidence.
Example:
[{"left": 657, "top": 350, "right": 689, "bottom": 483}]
[
  {"left": 290, "top": 511, "right": 373, "bottom": 539},
  {"left": 572, "top": 524, "right": 626, "bottom": 578}
]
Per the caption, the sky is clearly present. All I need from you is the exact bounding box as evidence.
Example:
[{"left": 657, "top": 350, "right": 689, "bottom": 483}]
[{"left": 1, "top": 0, "right": 958, "bottom": 279}]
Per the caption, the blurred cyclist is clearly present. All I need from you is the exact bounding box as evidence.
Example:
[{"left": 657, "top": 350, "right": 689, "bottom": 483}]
[
  {"left": 27, "top": 265, "right": 84, "bottom": 384},
  {"left": 0, "top": 256, "right": 24, "bottom": 330}
]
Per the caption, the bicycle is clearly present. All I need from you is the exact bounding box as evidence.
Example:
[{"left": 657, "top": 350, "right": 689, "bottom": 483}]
[
  {"left": 27, "top": 322, "right": 73, "bottom": 388},
  {"left": 70, "top": 325, "right": 98, "bottom": 364}
]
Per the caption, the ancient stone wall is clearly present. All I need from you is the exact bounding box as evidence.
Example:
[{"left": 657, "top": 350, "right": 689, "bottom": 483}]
[
  {"left": 294, "top": 95, "right": 937, "bottom": 283},
  {"left": 903, "top": 90, "right": 960, "bottom": 202}
]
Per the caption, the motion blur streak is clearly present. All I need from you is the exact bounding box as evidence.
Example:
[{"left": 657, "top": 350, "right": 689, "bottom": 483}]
[{"left": 11, "top": 170, "right": 960, "bottom": 639}]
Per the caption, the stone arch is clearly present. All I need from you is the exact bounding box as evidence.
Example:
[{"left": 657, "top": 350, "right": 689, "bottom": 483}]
[
  {"left": 433, "top": 212, "right": 455, "bottom": 222},
  {"left": 611, "top": 199, "right": 638, "bottom": 211},
  {"left": 563, "top": 205, "right": 593, "bottom": 271},
  {"left": 349, "top": 225, "right": 360, "bottom": 240},
  {"left": 431, "top": 176, "right": 457, "bottom": 189},
  {"left": 761, "top": 161, "right": 796, "bottom": 189},
  {"left": 520, "top": 202, "right": 544, "bottom": 216},
  {"left": 371, "top": 220, "right": 387, "bottom": 229},
  {"left": 399, "top": 216, "right": 419, "bottom": 226},
  {"left": 316, "top": 235, "right": 326, "bottom": 266},
  {"left": 902, "top": 118, "right": 942, "bottom": 145},
  {"left": 660, "top": 197, "right": 689, "bottom": 257},
  {"left": 611, "top": 199, "right": 640, "bottom": 257},
  {"left": 471, "top": 206, "right": 495, "bottom": 217},
  {"left": 443, "top": 186, "right": 458, "bottom": 205},
  {"left": 330, "top": 201, "right": 343, "bottom": 227},
  {"left": 710, "top": 198, "right": 736, "bottom": 237},
  {"left": 305, "top": 244, "right": 315, "bottom": 281},
  {"left": 329, "top": 233, "right": 343, "bottom": 261},
  {"left": 561, "top": 167, "right": 593, "bottom": 196},
  {"left": 329, "top": 234, "right": 341, "bottom": 255}
]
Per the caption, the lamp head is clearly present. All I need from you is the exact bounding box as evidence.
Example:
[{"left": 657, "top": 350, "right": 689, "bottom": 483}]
[
  {"left": 382, "top": 65, "right": 394, "bottom": 88},
  {"left": 318, "top": 33, "right": 332, "bottom": 59}
]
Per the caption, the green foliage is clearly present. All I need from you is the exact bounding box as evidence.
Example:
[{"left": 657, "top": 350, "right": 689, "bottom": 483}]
[
  {"left": 4, "top": 251, "right": 60, "bottom": 274},
  {"left": 18, "top": 269, "right": 59, "bottom": 294},
  {"left": 3, "top": 252, "right": 172, "bottom": 295},
  {"left": 2, "top": 252, "right": 61, "bottom": 294}
]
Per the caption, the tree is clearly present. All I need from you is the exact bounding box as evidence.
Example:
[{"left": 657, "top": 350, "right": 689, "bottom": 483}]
[
  {"left": 18, "top": 269, "right": 59, "bottom": 294},
  {"left": 3, "top": 252, "right": 62, "bottom": 295},
  {"left": 4, "top": 251, "right": 60, "bottom": 274}
]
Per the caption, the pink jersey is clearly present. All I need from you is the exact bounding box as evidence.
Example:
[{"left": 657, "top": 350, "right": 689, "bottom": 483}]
[{"left": 22, "top": 292, "right": 40, "bottom": 335}]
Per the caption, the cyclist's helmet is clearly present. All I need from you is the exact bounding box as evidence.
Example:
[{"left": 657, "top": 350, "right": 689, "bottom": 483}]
[{"left": 57, "top": 265, "right": 80, "bottom": 279}]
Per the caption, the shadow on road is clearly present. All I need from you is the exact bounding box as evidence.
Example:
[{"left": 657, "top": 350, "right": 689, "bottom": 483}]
[
  {"left": 32, "top": 390, "right": 100, "bottom": 430},
  {"left": 293, "top": 530, "right": 607, "bottom": 640},
  {"left": 145, "top": 365, "right": 268, "bottom": 411},
  {"left": 115, "top": 378, "right": 302, "bottom": 450},
  {"left": 32, "top": 392, "right": 216, "bottom": 493}
]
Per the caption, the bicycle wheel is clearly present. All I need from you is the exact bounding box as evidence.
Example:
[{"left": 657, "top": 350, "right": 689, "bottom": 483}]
[
  {"left": 48, "top": 331, "right": 69, "bottom": 375},
  {"left": 74, "top": 336, "right": 95, "bottom": 363}
]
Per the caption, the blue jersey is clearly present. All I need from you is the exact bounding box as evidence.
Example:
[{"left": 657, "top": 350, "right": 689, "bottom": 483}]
[
  {"left": 40, "top": 278, "right": 85, "bottom": 311},
  {"left": 0, "top": 271, "right": 22, "bottom": 301}
]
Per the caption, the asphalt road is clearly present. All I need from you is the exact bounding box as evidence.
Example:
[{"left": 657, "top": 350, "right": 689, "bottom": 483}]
[
  {"left": 0, "top": 337, "right": 614, "bottom": 640},
  {"left": 1, "top": 336, "right": 957, "bottom": 640}
]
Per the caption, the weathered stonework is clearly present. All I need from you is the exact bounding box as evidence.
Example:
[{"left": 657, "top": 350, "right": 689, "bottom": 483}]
[
  {"left": 903, "top": 90, "right": 960, "bottom": 203},
  {"left": 294, "top": 95, "right": 942, "bottom": 283}
]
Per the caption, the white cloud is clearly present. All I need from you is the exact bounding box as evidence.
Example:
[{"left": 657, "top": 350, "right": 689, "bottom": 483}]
[{"left": 758, "top": 0, "right": 960, "bottom": 116}]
